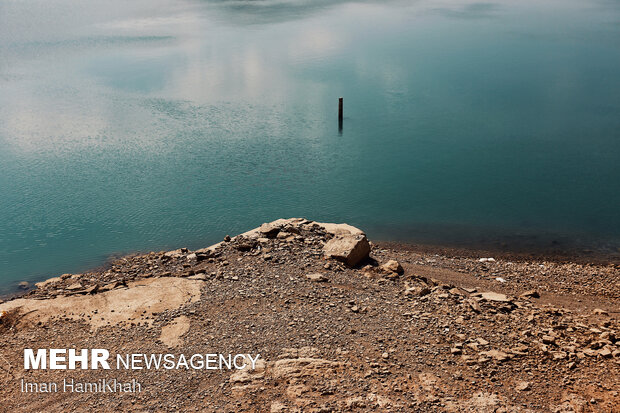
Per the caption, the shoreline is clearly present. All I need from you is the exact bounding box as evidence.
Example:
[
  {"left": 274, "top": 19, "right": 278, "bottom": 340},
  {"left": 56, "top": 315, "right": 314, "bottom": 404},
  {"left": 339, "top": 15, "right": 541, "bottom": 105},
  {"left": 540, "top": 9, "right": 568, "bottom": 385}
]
[
  {"left": 378, "top": 239, "right": 620, "bottom": 266},
  {"left": 3, "top": 230, "right": 619, "bottom": 300}
]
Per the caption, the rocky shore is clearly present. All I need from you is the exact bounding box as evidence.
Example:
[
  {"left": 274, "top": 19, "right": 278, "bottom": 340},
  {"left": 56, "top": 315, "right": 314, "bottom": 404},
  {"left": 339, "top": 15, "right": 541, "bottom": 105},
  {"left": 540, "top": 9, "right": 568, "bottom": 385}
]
[{"left": 0, "top": 218, "right": 618, "bottom": 412}]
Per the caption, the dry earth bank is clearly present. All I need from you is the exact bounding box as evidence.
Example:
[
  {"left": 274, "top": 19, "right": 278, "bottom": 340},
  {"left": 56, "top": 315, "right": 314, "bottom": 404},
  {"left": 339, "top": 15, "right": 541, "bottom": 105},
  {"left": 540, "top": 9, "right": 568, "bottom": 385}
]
[{"left": 0, "top": 218, "right": 618, "bottom": 412}]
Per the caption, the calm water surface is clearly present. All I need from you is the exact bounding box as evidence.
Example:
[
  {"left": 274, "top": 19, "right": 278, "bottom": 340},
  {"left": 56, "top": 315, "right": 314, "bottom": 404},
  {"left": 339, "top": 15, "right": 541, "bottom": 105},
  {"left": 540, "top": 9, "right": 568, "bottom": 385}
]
[{"left": 1, "top": 0, "right": 620, "bottom": 291}]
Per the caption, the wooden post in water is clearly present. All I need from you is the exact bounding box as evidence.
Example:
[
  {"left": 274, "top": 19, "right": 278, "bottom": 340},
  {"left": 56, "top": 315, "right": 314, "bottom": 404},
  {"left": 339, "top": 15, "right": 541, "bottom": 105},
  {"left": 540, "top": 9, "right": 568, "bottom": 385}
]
[{"left": 338, "top": 97, "right": 343, "bottom": 133}]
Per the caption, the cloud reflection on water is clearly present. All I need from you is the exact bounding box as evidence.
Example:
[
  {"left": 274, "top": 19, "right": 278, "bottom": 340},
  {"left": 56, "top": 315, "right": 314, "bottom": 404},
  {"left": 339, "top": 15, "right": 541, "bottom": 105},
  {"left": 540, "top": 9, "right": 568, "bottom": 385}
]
[
  {"left": 430, "top": 2, "right": 500, "bottom": 19},
  {"left": 199, "top": 0, "right": 399, "bottom": 25}
]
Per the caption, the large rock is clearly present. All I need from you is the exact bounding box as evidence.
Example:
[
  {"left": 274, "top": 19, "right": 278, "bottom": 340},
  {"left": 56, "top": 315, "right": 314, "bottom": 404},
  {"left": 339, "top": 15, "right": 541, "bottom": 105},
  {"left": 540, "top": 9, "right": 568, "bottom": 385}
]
[{"left": 323, "top": 234, "right": 370, "bottom": 267}]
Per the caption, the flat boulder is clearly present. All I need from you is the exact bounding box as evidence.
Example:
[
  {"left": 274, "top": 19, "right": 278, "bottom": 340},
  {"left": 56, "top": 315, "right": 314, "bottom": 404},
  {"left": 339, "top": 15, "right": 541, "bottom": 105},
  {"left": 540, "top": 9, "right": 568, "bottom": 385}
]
[
  {"left": 258, "top": 222, "right": 282, "bottom": 238},
  {"left": 35, "top": 276, "right": 62, "bottom": 289},
  {"left": 323, "top": 234, "right": 370, "bottom": 267},
  {"left": 479, "top": 292, "right": 511, "bottom": 303},
  {"left": 315, "top": 222, "right": 365, "bottom": 237}
]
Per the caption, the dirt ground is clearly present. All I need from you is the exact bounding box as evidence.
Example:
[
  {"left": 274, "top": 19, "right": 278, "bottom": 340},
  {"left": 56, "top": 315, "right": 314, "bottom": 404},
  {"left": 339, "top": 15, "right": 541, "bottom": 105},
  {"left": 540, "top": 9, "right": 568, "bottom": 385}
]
[{"left": 0, "top": 219, "right": 618, "bottom": 412}]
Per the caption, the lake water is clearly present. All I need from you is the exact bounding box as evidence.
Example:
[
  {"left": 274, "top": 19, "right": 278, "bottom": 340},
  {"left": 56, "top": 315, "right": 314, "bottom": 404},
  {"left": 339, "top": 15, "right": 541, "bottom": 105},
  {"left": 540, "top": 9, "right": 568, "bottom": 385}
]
[{"left": 1, "top": 0, "right": 620, "bottom": 292}]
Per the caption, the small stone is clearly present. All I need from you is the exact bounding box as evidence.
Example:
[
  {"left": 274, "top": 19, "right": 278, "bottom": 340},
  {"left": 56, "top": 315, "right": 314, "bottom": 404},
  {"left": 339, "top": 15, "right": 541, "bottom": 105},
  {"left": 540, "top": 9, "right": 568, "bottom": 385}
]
[
  {"left": 481, "top": 350, "right": 510, "bottom": 362},
  {"left": 382, "top": 352, "right": 389, "bottom": 359},
  {"left": 466, "top": 343, "right": 479, "bottom": 351},
  {"left": 235, "top": 237, "right": 257, "bottom": 251},
  {"left": 516, "top": 381, "right": 531, "bottom": 391},
  {"left": 593, "top": 308, "right": 608, "bottom": 316},
  {"left": 466, "top": 299, "right": 481, "bottom": 313},
  {"left": 164, "top": 248, "right": 186, "bottom": 258},
  {"left": 306, "top": 273, "right": 328, "bottom": 282},
  {"left": 418, "top": 287, "right": 431, "bottom": 297},
  {"left": 520, "top": 290, "right": 540, "bottom": 299},
  {"left": 380, "top": 260, "right": 404, "bottom": 275}
]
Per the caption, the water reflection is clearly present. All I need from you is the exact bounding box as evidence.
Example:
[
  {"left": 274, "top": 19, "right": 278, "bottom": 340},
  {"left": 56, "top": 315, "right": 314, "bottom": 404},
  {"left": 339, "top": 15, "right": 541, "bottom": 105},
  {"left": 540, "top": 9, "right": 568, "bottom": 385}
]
[
  {"left": 200, "top": 0, "right": 398, "bottom": 25},
  {"left": 430, "top": 2, "right": 500, "bottom": 19}
]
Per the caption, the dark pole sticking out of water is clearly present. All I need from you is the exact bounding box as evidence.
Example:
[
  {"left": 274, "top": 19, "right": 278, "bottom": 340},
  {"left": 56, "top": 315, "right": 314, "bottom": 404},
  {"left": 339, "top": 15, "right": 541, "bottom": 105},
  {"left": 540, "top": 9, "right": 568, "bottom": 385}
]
[{"left": 338, "top": 97, "right": 343, "bottom": 133}]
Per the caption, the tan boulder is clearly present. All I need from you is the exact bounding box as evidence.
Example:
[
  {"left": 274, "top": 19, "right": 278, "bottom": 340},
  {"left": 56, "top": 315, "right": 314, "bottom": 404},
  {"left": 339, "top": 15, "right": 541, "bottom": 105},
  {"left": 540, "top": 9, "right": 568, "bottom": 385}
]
[{"left": 323, "top": 234, "right": 370, "bottom": 266}]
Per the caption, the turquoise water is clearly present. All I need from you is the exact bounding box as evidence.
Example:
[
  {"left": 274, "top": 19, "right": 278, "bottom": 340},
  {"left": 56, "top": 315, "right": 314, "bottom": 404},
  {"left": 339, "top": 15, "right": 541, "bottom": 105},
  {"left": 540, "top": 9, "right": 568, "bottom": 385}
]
[{"left": 1, "top": 0, "right": 620, "bottom": 292}]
